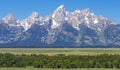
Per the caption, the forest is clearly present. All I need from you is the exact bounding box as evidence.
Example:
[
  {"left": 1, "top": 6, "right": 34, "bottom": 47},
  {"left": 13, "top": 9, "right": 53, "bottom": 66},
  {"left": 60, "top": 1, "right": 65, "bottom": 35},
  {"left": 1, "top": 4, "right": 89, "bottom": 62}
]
[{"left": 0, "top": 53, "right": 120, "bottom": 68}]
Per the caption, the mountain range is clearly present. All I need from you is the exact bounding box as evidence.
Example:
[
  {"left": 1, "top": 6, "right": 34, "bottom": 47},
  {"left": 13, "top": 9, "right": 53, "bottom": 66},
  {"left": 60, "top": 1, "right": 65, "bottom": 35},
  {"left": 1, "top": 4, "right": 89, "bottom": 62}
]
[{"left": 0, "top": 5, "right": 120, "bottom": 48}]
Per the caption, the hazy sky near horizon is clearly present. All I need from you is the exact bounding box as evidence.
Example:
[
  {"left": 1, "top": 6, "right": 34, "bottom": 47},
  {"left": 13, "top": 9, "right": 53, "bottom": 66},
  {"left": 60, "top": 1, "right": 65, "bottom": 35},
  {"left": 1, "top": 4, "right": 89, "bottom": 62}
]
[{"left": 0, "top": 0, "right": 120, "bottom": 23}]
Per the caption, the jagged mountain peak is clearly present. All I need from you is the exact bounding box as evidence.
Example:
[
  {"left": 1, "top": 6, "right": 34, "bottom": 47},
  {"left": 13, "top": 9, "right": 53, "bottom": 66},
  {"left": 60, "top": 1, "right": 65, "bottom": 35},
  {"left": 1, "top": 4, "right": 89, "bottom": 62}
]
[
  {"left": 54, "top": 5, "right": 66, "bottom": 13},
  {"left": 20, "top": 11, "right": 43, "bottom": 31},
  {"left": 2, "top": 13, "right": 16, "bottom": 23},
  {"left": 74, "top": 8, "right": 90, "bottom": 14},
  {"left": 0, "top": 5, "right": 119, "bottom": 47},
  {"left": 52, "top": 5, "right": 66, "bottom": 18},
  {"left": 3, "top": 13, "right": 15, "bottom": 19},
  {"left": 80, "top": 8, "right": 91, "bottom": 16},
  {"left": 1, "top": 13, "right": 20, "bottom": 26},
  {"left": 29, "top": 11, "right": 40, "bottom": 19},
  {"left": 82, "top": 8, "right": 90, "bottom": 12},
  {"left": 74, "top": 10, "right": 81, "bottom": 13},
  {"left": 50, "top": 5, "right": 67, "bottom": 29},
  {"left": 57, "top": 5, "right": 65, "bottom": 10}
]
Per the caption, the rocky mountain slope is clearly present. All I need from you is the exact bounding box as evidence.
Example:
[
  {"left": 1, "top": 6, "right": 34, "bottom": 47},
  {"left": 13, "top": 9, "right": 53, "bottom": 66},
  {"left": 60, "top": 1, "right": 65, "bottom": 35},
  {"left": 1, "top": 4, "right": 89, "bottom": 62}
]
[{"left": 0, "top": 5, "right": 120, "bottom": 47}]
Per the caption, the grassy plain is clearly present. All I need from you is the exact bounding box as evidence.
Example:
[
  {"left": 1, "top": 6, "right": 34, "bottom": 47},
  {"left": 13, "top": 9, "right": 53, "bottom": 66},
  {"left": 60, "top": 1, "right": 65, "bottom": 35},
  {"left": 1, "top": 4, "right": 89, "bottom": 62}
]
[{"left": 0, "top": 48, "right": 120, "bottom": 55}]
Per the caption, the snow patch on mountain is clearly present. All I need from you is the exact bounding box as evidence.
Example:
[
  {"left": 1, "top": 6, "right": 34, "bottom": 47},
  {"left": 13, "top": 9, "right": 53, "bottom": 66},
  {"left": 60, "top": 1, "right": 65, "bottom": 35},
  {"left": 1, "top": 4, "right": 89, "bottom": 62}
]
[
  {"left": 94, "top": 19, "right": 99, "bottom": 24},
  {"left": 51, "top": 19, "right": 60, "bottom": 29}
]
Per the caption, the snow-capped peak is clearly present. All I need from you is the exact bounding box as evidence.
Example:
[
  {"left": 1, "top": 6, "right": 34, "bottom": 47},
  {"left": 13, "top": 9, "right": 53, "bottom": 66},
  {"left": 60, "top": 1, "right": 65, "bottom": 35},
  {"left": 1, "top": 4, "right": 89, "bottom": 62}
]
[
  {"left": 82, "top": 8, "right": 90, "bottom": 12},
  {"left": 51, "top": 5, "right": 67, "bottom": 29},
  {"left": 2, "top": 14, "right": 16, "bottom": 23},
  {"left": 20, "top": 12, "right": 43, "bottom": 31},
  {"left": 74, "top": 10, "right": 81, "bottom": 13},
  {"left": 28, "top": 11, "right": 39, "bottom": 19},
  {"left": 2, "top": 13, "right": 20, "bottom": 26},
  {"left": 57, "top": 5, "right": 65, "bottom": 10},
  {"left": 0, "top": 5, "right": 119, "bottom": 47},
  {"left": 80, "top": 8, "right": 90, "bottom": 16},
  {"left": 52, "top": 5, "right": 66, "bottom": 18},
  {"left": 3, "top": 14, "right": 15, "bottom": 19}
]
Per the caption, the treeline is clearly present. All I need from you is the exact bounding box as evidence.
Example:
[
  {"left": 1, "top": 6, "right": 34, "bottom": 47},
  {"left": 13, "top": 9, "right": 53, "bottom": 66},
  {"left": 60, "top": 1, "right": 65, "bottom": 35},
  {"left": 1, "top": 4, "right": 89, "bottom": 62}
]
[{"left": 0, "top": 53, "right": 120, "bottom": 68}]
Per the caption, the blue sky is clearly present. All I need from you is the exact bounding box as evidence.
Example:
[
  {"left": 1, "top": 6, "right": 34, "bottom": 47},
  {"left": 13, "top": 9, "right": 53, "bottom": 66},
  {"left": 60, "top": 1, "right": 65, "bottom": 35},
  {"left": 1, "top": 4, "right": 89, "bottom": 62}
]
[{"left": 0, "top": 0, "right": 120, "bottom": 23}]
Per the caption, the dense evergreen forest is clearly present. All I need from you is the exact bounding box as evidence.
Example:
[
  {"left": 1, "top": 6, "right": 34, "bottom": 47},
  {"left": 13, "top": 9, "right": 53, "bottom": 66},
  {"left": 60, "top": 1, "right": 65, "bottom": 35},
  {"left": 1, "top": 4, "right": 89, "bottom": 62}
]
[{"left": 0, "top": 53, "right": 120, "bottom": 68}]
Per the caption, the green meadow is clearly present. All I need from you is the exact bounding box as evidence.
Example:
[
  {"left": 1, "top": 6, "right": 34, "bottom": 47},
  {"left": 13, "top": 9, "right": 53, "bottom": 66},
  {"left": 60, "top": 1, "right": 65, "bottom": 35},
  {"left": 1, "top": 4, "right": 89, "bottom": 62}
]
[{"left": 0, "top": 48, "right": 120, "bottom": 55}]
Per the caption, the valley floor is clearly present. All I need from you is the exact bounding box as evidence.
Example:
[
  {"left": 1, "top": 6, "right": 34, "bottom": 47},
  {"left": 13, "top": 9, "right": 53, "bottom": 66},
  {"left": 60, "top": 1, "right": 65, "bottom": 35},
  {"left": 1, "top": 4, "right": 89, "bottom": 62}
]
[
  {"left": 1, "top": 48, "right": 120, "bottom": 69},
  {"left": 0, "top": 48, "right": 120, "bottom": 55}
]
